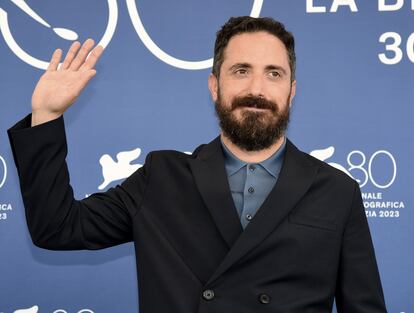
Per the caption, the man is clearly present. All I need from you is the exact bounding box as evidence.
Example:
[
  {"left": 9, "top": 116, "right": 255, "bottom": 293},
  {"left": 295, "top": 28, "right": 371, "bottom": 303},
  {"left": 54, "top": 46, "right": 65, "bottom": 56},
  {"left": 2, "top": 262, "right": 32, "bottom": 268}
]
[{"left": 8, "top": 16, "right": 387, "bottom": 313}]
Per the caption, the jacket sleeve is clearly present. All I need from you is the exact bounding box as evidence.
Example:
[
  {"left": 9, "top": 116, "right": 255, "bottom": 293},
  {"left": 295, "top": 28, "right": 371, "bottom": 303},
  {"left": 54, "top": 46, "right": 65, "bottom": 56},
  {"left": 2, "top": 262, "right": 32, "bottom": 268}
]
[
  {"left": 7, "top": 113, "right": 152, "bottom": 250},
  {"left": 335, "top": 181, "right": 388, "bottom": 312}
]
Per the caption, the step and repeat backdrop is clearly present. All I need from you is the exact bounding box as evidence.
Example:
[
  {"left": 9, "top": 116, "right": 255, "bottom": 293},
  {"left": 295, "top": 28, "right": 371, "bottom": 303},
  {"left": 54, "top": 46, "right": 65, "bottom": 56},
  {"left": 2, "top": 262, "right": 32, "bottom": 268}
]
[{"left": 0, "top": 1, "right": 412, "bottom": 312}]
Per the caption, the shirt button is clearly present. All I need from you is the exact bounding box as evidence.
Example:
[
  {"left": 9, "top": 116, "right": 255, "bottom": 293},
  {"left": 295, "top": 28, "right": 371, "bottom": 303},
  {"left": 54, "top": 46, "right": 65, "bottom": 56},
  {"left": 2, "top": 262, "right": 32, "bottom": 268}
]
[
  {"left": 249, "top": 164, "right": 256, "bottom": 171},
  {"left": 202, "top": 289, "right": 215, "bottom": 300},
  {"left": 246, "top": 214, "right": 253, "bottom": 221},
  {"left": 248, "top": 186, "right": 255, "bottom": 193},
  {"left": 258, "top": 293, "right": 271, "bottom": 304}
]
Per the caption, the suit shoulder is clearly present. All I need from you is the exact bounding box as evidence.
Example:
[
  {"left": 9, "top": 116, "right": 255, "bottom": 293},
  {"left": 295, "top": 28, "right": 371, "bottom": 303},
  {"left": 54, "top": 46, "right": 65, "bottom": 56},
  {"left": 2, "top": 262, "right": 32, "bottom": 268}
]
[{"left": 146, "top": 142, "right": 206, "bottom": 162}]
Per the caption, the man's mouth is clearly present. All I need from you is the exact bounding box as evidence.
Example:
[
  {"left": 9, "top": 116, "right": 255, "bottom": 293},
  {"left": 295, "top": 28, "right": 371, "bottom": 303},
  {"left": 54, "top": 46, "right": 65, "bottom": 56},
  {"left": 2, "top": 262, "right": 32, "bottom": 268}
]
[
  {"left": 230, "top": 95, "right": 277, "bottom": 112},
  {"left": 239, "top": 106, "right": 270, "bottom": 111}
]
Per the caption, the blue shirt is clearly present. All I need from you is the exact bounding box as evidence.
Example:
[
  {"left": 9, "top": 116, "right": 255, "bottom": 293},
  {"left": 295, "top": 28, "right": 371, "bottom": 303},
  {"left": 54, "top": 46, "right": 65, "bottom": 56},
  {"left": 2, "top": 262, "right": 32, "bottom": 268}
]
[{"left": 220, "top": 137, "right": 286, "bottom": 229}]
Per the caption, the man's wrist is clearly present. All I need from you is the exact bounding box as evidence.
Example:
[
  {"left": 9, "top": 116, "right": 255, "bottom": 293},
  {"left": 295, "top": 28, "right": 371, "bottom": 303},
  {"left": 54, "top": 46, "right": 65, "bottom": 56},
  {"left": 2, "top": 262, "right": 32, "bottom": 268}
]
[{"left": 31, "top": 110, "right": 62, "bottom": 127}]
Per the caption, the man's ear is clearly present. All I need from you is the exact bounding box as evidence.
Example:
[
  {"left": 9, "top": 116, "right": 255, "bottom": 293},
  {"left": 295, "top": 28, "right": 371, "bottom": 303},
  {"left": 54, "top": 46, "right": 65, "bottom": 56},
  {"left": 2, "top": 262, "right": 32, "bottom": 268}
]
[
  {"left": 289, "top": 80, "right": 297, "bottom": 108},
  {"left": 208, "top": 73, "right": 218, "bottom": 102}
]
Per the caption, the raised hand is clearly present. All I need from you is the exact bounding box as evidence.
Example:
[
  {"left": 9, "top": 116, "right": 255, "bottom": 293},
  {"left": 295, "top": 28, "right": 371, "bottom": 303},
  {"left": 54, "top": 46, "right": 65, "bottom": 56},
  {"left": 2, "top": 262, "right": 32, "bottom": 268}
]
[{"left": 31, "top": 39, "right": 104, "bottom": 126}]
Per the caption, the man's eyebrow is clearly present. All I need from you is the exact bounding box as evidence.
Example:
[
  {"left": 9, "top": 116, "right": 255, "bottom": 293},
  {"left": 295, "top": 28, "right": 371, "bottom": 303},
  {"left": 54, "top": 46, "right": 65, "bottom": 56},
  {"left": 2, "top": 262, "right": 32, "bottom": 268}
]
[
  {"left": 265, "top": 65, "right": 287, "bottom": 75},
  {"left": 227, "top": 63, "right": 288, "bottom": 75},
  {"left": 228, "top": 63, "right": 252, "bottom": 72}
]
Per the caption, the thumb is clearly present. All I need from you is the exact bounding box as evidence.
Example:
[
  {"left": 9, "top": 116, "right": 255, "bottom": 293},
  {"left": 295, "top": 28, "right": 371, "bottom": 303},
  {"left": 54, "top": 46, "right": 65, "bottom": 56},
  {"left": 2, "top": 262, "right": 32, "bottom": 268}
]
[
  {"left": 88, "top": 69, "right": 97, "bottom": 78},
  {"left": 76, "top": 69, "right": 98, "bottom": 91}
]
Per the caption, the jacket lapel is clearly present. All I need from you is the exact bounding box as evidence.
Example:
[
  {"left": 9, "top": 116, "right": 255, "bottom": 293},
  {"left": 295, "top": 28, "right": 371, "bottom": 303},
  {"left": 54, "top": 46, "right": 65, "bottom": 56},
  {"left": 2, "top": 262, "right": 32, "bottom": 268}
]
[
  {"left": 189, "top": 136, "right": 243, "bottom": 249},
  {"left": 195, "top": 137, "right": 319, "bottom": 285}
]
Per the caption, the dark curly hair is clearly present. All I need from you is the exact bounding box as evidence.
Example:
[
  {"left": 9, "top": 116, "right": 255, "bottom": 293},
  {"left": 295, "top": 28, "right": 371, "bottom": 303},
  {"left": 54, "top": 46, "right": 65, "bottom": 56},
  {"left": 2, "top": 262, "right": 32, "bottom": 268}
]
[{"left": 212, "top": 16, "right": 296, "bottom": 81}]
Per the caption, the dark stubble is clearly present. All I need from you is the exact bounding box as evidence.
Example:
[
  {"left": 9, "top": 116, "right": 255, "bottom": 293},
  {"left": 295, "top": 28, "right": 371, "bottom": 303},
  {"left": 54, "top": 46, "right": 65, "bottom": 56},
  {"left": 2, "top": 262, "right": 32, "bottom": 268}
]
[{"left": 214, "top": 87, "right": 291, "bottom": 151}]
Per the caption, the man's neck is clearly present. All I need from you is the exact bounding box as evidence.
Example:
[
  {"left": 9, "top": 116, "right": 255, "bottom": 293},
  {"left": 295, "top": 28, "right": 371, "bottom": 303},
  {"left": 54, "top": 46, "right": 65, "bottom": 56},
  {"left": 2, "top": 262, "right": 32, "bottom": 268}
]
[{"left": 220, "top": 133, "right": 286, "bottom": 163}]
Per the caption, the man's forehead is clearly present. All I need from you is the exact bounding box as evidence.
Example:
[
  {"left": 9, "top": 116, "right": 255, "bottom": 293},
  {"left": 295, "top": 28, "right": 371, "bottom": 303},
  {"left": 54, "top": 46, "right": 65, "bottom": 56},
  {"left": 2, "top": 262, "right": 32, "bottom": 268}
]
[{"left": 222, "top": 31, "right": 290, "bottom": 68}]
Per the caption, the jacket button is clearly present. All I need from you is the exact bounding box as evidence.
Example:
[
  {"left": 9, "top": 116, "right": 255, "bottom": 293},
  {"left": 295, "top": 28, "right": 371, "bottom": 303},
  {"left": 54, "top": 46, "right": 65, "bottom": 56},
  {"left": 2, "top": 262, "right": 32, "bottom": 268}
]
[
  {"left": 202, "top": 289, "right": 215, "bottom": 300},
  {"left": 258, "top": 293, "right": 271, "bottom": 304}
]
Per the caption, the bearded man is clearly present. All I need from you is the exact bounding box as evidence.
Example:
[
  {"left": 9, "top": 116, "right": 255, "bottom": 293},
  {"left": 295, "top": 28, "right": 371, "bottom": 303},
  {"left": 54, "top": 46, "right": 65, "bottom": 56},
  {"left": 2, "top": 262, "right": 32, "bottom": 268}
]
[{"left": 8, "top": 16, "right": 388, "bottom": 313}]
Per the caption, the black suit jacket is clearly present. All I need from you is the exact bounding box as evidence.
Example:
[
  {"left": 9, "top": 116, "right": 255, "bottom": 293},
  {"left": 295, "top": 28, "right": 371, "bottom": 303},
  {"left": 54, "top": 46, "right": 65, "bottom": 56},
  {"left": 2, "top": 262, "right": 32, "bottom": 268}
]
[{"left": 8, "top": 114, "right": 388, "bottom": 313}]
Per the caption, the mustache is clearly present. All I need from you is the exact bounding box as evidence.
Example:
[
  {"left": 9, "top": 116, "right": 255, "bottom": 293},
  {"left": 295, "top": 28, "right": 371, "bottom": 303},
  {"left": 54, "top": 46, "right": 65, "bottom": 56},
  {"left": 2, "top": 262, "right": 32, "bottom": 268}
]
[{"left": 231, "top": 95, "right": 277, "bottom": 112}]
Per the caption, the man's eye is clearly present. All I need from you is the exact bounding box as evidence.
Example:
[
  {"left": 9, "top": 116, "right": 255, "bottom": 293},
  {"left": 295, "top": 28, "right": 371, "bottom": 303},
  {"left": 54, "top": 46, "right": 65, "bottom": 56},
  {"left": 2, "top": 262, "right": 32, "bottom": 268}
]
[
  {"left": 235, "top": 69, "right": 248, "bottom": 74},
  {"left": 269, "top": 71, "right": 281, "bottom": 77}
]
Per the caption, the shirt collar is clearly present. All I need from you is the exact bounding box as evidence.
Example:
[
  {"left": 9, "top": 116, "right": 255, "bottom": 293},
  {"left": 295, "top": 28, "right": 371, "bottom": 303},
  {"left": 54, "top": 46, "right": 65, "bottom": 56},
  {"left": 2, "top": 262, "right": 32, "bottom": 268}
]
[
  {"left": 260, "top": 137, "right": 286, "bottom": 178},
  {"left": 220, "top": 136, "right": 286, "bottom": 178}
]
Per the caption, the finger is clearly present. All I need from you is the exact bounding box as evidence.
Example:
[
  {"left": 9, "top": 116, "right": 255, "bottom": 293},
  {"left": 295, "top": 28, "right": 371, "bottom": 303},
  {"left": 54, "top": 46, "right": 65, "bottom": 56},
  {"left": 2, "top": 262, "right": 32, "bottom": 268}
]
[
  {"left": 46, "top": 49, "right": 62, "bottom": 71},
  {"left": 80, "top": 45, "right": 104, "bottom": 71},
  {"left": 69, "top": 38, "right": 95, "bottom": 71},
  {"left": 60, "top": 41, "right": 81, "bottom": 70},
  {"left": 73, "top": 69, "right": 97, "bottom": 93}
]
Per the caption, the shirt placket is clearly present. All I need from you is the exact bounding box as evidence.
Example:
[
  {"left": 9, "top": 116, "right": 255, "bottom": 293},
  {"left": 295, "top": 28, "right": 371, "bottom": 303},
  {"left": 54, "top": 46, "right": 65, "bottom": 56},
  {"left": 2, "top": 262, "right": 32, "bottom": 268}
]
[{"left": 241, "top": 164, "right": 257, "bottom": 228}]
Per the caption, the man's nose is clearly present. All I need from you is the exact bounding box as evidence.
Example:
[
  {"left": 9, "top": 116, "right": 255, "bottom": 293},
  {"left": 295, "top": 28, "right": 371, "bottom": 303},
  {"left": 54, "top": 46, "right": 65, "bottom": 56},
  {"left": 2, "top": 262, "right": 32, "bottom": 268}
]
[{"left": 247, "top": 75, "right": 265, "bottom": 98}]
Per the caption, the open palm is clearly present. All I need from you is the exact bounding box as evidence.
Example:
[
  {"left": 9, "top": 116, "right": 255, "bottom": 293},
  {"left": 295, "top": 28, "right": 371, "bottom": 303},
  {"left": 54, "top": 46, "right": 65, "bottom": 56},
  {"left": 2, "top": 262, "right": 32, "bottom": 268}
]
[{"left": 31, "top": 39, "right": 104, "bottom": 123}]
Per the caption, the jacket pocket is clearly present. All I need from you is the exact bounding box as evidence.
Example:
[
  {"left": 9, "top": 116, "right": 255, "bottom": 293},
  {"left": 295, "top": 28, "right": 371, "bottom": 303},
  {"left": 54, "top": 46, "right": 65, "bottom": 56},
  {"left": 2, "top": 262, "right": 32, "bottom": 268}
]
[{"left": 288, "top": 212, "right": 337, "bottom": 232}]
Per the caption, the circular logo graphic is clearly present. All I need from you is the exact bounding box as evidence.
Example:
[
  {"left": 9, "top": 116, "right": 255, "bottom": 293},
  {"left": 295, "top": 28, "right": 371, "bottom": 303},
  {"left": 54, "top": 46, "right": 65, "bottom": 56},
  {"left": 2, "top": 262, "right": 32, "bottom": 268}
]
[
  {"left": 126, "top": 0, "right": 264, "bottom": 69},
  {"left": 0, "top": 0, "right": 118, "bottom": 69},
  {"left": 0, "top": 155, "right": 7, "bottom": 189}
]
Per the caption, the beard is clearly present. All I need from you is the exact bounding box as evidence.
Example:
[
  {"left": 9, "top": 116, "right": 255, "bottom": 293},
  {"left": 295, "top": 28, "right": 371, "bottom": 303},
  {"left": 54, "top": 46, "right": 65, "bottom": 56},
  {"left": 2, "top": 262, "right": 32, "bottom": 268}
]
[{"left": 214, "top": 88, "right": 291, "bottom": 152}]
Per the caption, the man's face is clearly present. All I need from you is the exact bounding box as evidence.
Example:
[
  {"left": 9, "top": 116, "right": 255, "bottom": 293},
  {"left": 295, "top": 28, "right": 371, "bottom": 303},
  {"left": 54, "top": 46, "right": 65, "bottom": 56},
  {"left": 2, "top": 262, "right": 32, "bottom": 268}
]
[{"left": 208, "top": 31, "right": 296, "bottom": 151}]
